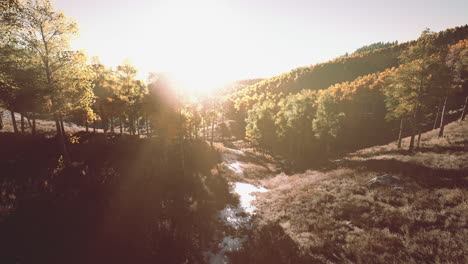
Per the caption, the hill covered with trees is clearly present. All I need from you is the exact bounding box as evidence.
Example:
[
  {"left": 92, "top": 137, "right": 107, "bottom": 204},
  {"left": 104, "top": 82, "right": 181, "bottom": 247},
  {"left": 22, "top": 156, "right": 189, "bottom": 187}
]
[
  {"left": 228, "top": 26, "right": 467, "bottom": 168},
  {"left": 231, "top": 26, "right": 467, "bottom": 113}
]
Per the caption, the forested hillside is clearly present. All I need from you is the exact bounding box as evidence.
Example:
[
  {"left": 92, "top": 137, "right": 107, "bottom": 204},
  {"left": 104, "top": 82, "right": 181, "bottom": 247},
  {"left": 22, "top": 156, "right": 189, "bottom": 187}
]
[
  {"left": 228, "top": 27, "right": 468, "bottom": 168},
  {"left": 231, "top": 26, "right": 467, "bottom": 113}
]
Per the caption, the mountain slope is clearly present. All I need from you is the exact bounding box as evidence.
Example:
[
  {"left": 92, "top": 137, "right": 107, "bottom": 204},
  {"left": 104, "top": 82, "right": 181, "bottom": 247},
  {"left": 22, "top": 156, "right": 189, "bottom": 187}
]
[{"left": 231, "top": 25, "right": 468, "bottom": 111}]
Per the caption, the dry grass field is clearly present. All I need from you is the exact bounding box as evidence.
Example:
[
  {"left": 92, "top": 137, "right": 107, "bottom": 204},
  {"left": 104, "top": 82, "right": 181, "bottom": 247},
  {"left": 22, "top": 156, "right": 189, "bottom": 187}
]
[
  {"left": 1, "top": 110, "right": 104, "bottom": 135},
  {"left": 238, "top": 120, "right": 468, "bottom": 264}
]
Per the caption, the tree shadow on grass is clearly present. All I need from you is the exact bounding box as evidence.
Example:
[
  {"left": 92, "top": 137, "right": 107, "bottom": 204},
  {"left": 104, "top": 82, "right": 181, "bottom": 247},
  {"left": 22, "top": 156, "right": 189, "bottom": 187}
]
[
  {"left": 350, "top": 143, "right": 468, "bottom": 159},
  {"left": 230, "top": 221, "right": 306, "bottom": 264},
  {"left": 342, "top": 158, "right": 468, "bottom": 188}
]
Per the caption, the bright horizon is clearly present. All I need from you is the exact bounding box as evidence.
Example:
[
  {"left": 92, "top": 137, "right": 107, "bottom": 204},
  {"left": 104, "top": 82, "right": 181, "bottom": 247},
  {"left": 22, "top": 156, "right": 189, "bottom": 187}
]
[{"left": 55, "top": 0, "right": 468, "bottom": 94}]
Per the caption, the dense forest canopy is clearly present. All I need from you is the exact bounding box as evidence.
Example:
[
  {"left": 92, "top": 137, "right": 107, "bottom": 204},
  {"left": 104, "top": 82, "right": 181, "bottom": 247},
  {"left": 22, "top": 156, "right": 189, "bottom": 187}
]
[{"left": 0, "top": 0, "right": 467, "bottom": 164}]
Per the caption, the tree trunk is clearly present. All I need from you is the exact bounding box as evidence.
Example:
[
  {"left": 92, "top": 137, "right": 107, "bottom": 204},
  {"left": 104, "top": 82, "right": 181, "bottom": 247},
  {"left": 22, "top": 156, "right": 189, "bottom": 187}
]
[
  {"left": 55, "top": 114, "right": 71, "bottom": 165},
  {"left": 119, "top": 116, "right": 123, "bottom": 134},
  {"left": 129, "top": 116, "right": 133, "bottom": 135},
  {"left": 202, "top": 118, "right": 205, "bottom": 141},
  {"left": 10, "top": 110, "right": 18, "bottom": 133},
  {"left": 146, "top": 116, "right": 150, "bottom": 137},
  {"left": 433, "top": 101, "right": 441, "bottom": 129},
  {"left": 408, "top": 133, "right": 415, "bottom": 152},
  {"left": 410, "top": 73, "right": 424, "bottom": 152},
  {"left": 460, "top": 96, "right": 468, "bottom": 122},
  {"left": 188, "top": 121, "right": 192, "bottom": 141},
  {"left": 211, "top": 116, "right": 215, "bottom": 147},
  {"left": 110, "top": 115, "right": 114, "bottom": 133},
  {"left": 93, "top": 120, "right": 96, "bottom": 133},
  {"left": 397, "top": 118, "right": 404, "bottom": 148},
  {"left": 205, "top": 118, "right": 208, "bottom": 141},
  {"left": 55, "top": 117, "right": 60, "bottom": 135},
  {"left": 439, "top": 96, "right": 448, "bottom": 137},
  {"left": 26, "top": 115, "right": 32, "bottom": 128},
  {"left": 204, "top": 119, "right": 207, "bottom": 140},
  {"left": 32, "top": 112, "right": 36, "bottom": 135},
  {"left": 20, "top": 113, "right": 25, "bottom": 133},
  {"left": 137, "top": 119, "right": 140, "bottom": 136},
  {"left": 103, "top": 120, "right": 108, "bottom": 134},
  {"left": 417, "top": 130, "right": 422, "bottom": 149},
  {"left": 408, "top": 116, "right": 416, "bottom": 152},
  {"left": 59, "top": 115, "right": 66, "bottom": 138},
  {"left": 0, "top": 111, "right": 4, "bottom": 131},
  {"left": 85, "top": 120, "right": 89, "bottom": 132},
  {"left": 180, "top": 132, "right": 185, "bottom": 173},
  {"left": 221, "top": 111, "right": 225, "bottom": 142}
]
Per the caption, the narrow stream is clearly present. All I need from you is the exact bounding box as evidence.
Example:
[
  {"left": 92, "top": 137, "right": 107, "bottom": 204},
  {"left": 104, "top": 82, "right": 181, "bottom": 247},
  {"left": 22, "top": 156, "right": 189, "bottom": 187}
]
[{"left": 204, "top": 148, "right": 268, "bottom": 264}]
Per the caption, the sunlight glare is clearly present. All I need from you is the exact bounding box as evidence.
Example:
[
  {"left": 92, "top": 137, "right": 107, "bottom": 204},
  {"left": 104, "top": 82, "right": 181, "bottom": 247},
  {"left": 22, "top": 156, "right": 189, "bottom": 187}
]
[{"left": 149, "top": 0, "right": 245, "bottom": 95}]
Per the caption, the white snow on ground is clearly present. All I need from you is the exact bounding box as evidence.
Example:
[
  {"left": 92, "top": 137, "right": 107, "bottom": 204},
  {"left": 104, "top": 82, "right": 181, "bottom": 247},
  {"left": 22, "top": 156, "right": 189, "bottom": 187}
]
[
  {"left": 232, "top": 182, "right": 268, "bottom": 214},
  {"left": 225, "top": 161, "right": 243, "bottom": 175},
  {"left": 204, "top": 147, "right": 269, "bottom": 264},
  {"left": 218, "top": 182, "right": 268, "bottom": 230}
]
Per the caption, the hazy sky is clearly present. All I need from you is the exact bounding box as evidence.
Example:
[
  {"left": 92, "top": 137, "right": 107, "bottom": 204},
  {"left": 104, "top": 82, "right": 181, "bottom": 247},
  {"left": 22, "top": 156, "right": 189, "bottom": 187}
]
[{"left": 55, "top": 0, "right": 467, "bottom": 90}]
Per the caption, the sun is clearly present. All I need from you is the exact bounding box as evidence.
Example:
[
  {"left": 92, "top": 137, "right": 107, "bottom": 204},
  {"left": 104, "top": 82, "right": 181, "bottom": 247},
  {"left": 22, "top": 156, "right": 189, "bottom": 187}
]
[
  {"left": 170, "top": 68, "right": 230, "bottom": 96},
  {"left": 79, "top": 0, "right": 253, "bottom": 96}
]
